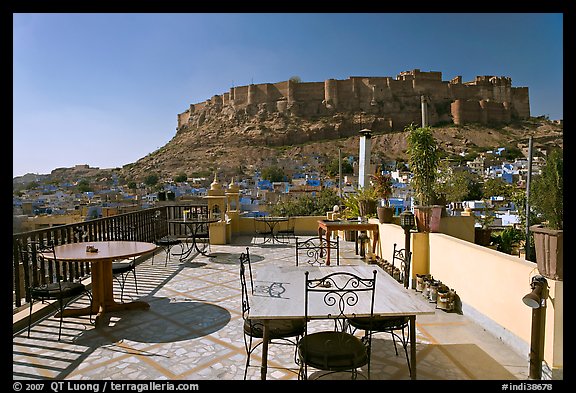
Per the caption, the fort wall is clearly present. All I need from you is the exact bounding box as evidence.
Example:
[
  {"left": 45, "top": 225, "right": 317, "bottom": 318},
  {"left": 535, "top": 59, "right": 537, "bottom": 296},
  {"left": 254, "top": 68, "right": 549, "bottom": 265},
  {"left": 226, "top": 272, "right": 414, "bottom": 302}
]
[{"left": 177, "top": 69, "right": 530, "bottom": 130}]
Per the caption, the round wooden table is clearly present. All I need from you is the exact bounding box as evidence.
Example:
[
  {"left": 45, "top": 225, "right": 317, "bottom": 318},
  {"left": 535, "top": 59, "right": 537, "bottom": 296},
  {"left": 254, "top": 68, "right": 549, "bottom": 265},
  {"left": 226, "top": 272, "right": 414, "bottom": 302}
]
[{"left": 41, "top": 241, "right": 157, "bottom": 328}]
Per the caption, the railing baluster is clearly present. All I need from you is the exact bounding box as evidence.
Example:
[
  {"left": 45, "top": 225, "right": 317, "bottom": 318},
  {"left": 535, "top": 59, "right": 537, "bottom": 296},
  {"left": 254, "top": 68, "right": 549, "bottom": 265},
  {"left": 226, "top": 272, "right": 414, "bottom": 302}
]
[{"left": 12, "top": 204, "right": 205, "bottom": 311}]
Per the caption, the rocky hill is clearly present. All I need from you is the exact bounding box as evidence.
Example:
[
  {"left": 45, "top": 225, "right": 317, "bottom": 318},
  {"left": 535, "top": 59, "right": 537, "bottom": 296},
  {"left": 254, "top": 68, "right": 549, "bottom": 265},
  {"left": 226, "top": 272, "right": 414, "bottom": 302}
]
[
  {"left": 119, "top": 110, "right": 563, "bottom": 183},
  {"left": 14, "top": 113, "right": 563, "bottom": 187}
]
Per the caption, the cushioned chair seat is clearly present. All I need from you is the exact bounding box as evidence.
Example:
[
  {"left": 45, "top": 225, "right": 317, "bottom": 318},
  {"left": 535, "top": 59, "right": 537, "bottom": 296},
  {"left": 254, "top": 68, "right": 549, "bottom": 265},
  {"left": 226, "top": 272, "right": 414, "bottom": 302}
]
[
  {"left": 112, "top": 260, "right": 138, "bottom": 302},
  {"left": 156, "top": 236, "right": 181, "bottom": 246},
  {"left": 348, "top": 316, "right": 409, "bottom": 331},
  {"left": 298, "top": 331, "right": 368, "bottom": 371},
  {"left": 112, "top": 261, "right": 133, "bottom": 274},
  {"left": 152, "top": 232, "right": 183, "bottom": 266},
  {"left": 30, "top": 282, "right": 86, "bottom": 299},
  {"left": 244, "top": 318, "right": 305, "bottom": 339}
]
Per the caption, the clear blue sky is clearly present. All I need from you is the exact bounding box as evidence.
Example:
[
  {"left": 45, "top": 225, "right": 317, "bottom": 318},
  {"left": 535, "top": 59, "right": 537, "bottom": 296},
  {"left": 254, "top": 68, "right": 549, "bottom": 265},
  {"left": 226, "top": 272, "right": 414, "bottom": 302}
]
[{"left": 13, "top": 13, "right": 563, "bottom": 178}]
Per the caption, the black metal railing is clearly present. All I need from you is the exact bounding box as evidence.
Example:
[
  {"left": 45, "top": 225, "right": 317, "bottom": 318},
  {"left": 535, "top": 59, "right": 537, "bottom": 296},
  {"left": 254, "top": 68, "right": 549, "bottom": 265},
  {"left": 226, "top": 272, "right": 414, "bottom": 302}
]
[{"left": 12, "top": 204, "right": 208, "bottom": 311}]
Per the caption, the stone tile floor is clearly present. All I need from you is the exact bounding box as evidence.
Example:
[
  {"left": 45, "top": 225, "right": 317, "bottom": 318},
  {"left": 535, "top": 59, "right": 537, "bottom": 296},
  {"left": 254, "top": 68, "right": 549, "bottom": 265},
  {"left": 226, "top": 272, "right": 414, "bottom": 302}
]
[{"left": 13, "top": 236, "right": 530, "bottom": 381}]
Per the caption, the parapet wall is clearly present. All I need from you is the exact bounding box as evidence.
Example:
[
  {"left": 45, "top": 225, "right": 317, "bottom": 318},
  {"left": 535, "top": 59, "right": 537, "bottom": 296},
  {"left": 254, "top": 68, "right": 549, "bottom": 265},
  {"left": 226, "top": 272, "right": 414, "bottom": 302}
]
[{"left": 177, "top": 69, "right": 530, "bottom": 129}]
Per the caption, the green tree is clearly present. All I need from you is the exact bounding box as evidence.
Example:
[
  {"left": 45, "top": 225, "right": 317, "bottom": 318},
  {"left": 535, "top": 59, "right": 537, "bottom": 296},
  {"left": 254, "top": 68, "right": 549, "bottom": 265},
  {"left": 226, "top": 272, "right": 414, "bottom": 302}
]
[
  {"left": 174, "top": 172, "right": 188, "bottom": 183},
  {"left": 501, "top": 146, "right": 524, "bottom": 161},
  {"left": 271, "top": 189, "right": 340, "bottom": 217},
  {"left": 77, "top": 179, "right": 92, "bottom": 193},
  {"left": 324, "top": 157, "right": 353, "bottom": 177},
  {"left": 493, "top": 227, "right": 524, "bottom": 255},
  {"left": 435, "top": 164, "right": 476, "bottom": 203},
  {"left": 26, "top": 181, "right": 39, "bottom": 190},
  {"left": 127, "top": 181, "right": 137, "bottom": 190},
  {"left": 144, "top": 174, "right": 159, "bottom": 187},
  {"left": 482, "top": 177, "right": 514, "bottom": 199},
  {"left": 261, "top": 166, "right": 286, "bottom": 182}
]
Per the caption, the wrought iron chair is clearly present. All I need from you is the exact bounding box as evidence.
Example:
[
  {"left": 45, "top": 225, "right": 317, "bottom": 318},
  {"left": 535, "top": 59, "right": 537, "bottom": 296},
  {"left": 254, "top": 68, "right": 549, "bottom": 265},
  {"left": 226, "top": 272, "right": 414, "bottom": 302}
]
[
  {"left": 112, "top": 225, "right": 138, "bottom": 302},
  {"left": 295, "top": 236, "right": 339, "bottom": 266},
  {"left": 20, "top": 241, "right": 93, "bottom": 341},
  {"left": 151, "top": 211, "right": 183, "bottom": 266},
  {"left": 347, "top": 315, "right": 411, "bottom": 377},
  {"left": 392, "top": 243, "right": 412, "bottom": 285},
  {"left": 297, "top": 270, "right": 377, "bottom": 380},
  {"left": 239, "top": 247, "right": 305, "bottom": 379},
  {"left": 252, "top": 216, "right": 273, "bottom": 245},
  {"left": 348, "top": 243, "right": 412, "bottom": 376},
  {"left": 277, "top": 216, "right": 295, "bottom": 242}
]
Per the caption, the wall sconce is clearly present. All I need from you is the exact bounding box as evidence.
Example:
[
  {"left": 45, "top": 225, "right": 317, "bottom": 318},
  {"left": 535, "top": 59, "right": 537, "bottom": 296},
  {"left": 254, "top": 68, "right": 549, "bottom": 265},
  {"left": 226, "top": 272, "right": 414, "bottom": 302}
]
[{"left": 522, "top": 275, "right": 548, "bottom": 308}]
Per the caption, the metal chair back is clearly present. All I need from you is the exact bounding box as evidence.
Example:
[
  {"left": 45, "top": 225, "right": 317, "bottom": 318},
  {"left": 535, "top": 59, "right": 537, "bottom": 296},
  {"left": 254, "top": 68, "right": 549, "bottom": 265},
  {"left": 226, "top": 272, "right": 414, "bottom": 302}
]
[{"left": 295, "top": 236, "right": 339, "bottom": 266}]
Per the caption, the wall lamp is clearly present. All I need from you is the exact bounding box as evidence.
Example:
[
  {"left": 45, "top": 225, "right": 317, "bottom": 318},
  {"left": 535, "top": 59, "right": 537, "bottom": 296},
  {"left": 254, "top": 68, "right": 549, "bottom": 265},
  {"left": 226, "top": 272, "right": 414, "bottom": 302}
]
[{"left": 522, "top": 274, "right": 549, "bottom": 380}]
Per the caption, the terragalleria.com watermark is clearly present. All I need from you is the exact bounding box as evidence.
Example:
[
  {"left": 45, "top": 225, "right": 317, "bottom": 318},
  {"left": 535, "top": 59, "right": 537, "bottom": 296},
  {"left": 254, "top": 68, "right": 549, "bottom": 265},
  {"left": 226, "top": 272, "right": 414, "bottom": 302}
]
[{"left": 13, "top": 381, "right": 200, "bottom": 393}]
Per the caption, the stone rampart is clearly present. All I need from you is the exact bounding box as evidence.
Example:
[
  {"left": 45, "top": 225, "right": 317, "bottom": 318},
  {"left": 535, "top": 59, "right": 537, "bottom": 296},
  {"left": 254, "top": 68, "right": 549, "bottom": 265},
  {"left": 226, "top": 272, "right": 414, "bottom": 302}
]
[{"left": 177, "top": 69, "right": 530, "bottom": 130}]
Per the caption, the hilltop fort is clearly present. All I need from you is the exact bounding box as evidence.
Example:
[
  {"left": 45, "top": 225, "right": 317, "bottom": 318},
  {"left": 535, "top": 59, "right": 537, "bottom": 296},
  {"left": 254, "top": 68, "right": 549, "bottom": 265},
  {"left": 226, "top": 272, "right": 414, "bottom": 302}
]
[{"left": 177, "top": 69, "right": 530, "bottom": 132}]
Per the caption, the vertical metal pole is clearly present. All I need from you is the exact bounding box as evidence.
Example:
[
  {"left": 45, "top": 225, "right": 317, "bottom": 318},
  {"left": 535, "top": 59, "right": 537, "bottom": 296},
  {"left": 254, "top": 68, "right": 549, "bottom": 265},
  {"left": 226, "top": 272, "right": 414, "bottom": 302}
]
[
  {"left": 528, "top": 307, "right": 544, "bottom": 379},
  {"left": 338, "top": 148, "right": 342, "bottom": 201},
  {"left": 404, "top": 228, "right": 411, "bottom": 289},
  {"left": 525, "top": 136, "right": 533, "bottom": 260}
]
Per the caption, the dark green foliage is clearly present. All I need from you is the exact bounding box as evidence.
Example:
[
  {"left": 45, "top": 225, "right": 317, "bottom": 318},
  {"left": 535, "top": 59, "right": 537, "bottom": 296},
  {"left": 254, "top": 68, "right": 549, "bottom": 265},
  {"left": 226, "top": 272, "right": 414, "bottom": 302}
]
[
  {"left": 144, "top": 174, "right": 159, "bottom": 187},
  {"left": 261, "top": 166, "right": 286, "bottom": 182},
  {"left": 77, "top": 179, "right": 92, "bottom": 193},
  {"left": 174, "top": 172, "right": 188, "bottom": 183},
  {"left": 493, "top": 227, "right": 524, "bottom": 255},
  {"left": 271, "top": 189, "right": 340, "bottom": 217},
  {"left": 530, "top": 149, "right": 563, "bottom": 229},
  {"left": 406, "top": 124, "right": 440, "bottom": 206}
]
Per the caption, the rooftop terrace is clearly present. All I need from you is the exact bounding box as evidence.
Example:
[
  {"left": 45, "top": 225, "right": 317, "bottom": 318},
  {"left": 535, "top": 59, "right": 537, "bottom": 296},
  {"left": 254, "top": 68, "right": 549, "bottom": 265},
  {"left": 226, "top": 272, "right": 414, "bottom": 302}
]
[{"left": 13, "top": 235, "right": 530, "bottom": 381}]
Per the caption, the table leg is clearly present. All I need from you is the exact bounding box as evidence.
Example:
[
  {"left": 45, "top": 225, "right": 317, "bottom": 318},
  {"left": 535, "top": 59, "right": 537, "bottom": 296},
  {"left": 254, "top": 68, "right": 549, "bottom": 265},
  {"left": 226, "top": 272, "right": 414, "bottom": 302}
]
[
  {"left": 191, "top": 223, "right": 211, "bottom": 256},
  {"left": 58, "top": 259, "right": 150, "bottom": 327},
  {"left": 260, "top": 320, "right": 270, "bottom": 380},
  {"left": 409, "top": 315, "right": 416, "bottom": 380},
  {"left": 172, "top": 228, "right": 195, "bottom": 261},
  {"left": 318, "top": 227, "right": 324, "bottom": 258},
  {"left": 268, "top": 222, "right": 276, "bottom": 244},
  {"left": 372, "top": 229, "right": 379, "bottom": 256},
  {"left": 325, "top": 229, "right": 332, "bottom": 266}
]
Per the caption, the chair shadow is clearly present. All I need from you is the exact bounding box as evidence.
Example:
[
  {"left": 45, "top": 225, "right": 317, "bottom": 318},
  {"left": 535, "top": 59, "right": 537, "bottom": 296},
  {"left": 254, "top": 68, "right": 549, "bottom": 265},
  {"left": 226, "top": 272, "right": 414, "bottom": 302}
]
[
  {"left": 209, "top": 252, "right": 264, "bottom": 265},
  {"left": 299, "top": 338, "right": 521, "bottom": 380},
  {"left": 75, "top": 296, "right": 231, "bottom": 346}
]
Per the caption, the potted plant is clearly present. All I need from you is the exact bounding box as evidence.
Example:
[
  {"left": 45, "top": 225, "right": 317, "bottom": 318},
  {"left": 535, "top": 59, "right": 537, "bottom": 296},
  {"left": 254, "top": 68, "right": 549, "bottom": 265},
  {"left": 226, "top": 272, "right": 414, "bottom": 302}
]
[
  {"left": 342, "top": 186, "right": 378, "bottom": 220},
  {"left": 529, "top": 149, "right": 563, "bottom": 280},
  {"left": 370, "top": 167, "right": 395, "bottom": 223},
  {"left": 340, "top": 188, "right": 376, "bottom": 242},
  {"left": 406, "top": 124, "right": 442, "bottom": 232}
]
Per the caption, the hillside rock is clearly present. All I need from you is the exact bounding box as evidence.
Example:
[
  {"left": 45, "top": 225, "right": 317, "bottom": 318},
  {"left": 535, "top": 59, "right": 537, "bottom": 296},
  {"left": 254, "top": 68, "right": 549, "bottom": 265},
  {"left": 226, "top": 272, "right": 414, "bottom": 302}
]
[{"left": 119, "top": 110, "right": 562, "bottom": 182}]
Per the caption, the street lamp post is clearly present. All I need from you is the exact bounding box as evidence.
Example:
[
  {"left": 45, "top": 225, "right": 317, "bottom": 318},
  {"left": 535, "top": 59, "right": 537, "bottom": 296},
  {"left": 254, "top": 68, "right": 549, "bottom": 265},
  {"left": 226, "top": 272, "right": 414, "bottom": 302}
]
[{"left": 399, "top": 209, "right": 415, "bottom": 289}]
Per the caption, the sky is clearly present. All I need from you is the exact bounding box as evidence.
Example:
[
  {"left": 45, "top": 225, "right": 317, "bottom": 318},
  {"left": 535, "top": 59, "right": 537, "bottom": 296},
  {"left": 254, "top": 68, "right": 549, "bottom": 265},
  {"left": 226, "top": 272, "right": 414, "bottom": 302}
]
[{"left": 12, "top": 13, "right": 564, "bottom": 178}]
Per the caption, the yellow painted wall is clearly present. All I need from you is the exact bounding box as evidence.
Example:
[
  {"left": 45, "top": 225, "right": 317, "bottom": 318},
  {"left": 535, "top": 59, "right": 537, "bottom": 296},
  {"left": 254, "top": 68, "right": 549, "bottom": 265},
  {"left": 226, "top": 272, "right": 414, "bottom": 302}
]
[
  {"left": 547, "top": 280, "right": 563, "bottom": 378},
  {"left": 376, "top": 221, "right": 562, "bottom": 377},
  {"left": 236, "top": 216, "right": 325, "bottom": 237},
  {"left": 429, "top": 233, "right": 562, "bottom": 376},
  {"left": 439, "top": 215, "right": 475, "bottom": 242}
]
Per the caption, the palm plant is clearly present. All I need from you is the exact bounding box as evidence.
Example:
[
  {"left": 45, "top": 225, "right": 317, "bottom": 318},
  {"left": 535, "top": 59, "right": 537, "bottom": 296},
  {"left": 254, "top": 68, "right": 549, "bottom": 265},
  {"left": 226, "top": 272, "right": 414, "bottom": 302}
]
[
  {"left": 370, "top": 167, "right": 393, "bottom": 206},
  {"left": 341, "top": 187, "right": 379, "bottom": 219}
]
